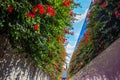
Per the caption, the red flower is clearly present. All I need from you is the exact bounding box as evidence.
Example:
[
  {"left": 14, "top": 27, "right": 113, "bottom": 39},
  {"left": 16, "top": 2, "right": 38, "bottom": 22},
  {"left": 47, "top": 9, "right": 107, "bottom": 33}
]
[
  {"left": 46, "top": 5, "right": 56, "bottom": 16},
  {"left": 86, "top": 29, "right": 90, "bottom": 35},
  {"left": 115, "top": 11, "right": 119, "bottom": 18},
  {"left": 37, "top": 4, "right": 43, "bottom": 9},
  {"left": 32, "top": 5, "right": 38, "bottom": 14},
  {"left": 57, "top": 36, "right": 66, "bottom": 43},
  {"left": 85, "top": 37, "right": 88, "bottom": 44},
  {"left": 100, "top": 41, "right": 105, "bottom": 47},
  {"left": 98, "top": 50, "right": 103, "bottom": 53},
  {"left": 56, "top": 70, "right": 58, "bottom": 74},
  {"left": 26, "top": 12, "right": 35, "bottom": 18},
  {"left": 93, "top": 0, "right": 100, "bottom": 4},
  {"left": 50, "top": 74, "right": 54, "bottom": 78},
  {"left": 100, "top": 1, "right": 106, "bottom": 8},
  {"left": 32, "top": 4, "right": 44, "bottom": 15},
  {"left": 118, "top": 4, "right": 120, "bottom": 8},
  {"left": 64, "top": 29, "right": 74, "bottom": 35},
  {"left": 62, "top": 36, "right": 66, "bottom": 43},
  {"left": 8, "top": 6, "right": 14, "bottom": 13},
  {"left": 64, "top": 28, "right": 70, "bottom": 34},
  {"left": 69, "top": 11, "right": 74, "bottom": 17},
  {"left": 93, "top": 0, "right": 96, "bottom": 3},
  {"left": 37, "top": 4, "right": 44, "bottom": 15},
  {"left": 63, "top": 1, "right": 70, "bottom": 7},
  {"left": 85, "top": 29, "right": 90, "bottom": 44},
  {"left": 34, "top": 24, "right": 39, "bottom": 31},
  {"left": 51, "top": 10, "right": 56, "bottom": 16},
  {"left": 46, "top": 6, "right": 52, "bottom": 14},
  {"left": 39, "top": 9, "right": 44, "bottom": 15}
]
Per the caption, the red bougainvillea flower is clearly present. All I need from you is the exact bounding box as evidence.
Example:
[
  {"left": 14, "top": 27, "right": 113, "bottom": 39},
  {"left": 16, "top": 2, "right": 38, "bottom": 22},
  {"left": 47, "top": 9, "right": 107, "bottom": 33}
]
[
  {"left": 85, "top": 29, "right": 91, "bottom": 44},
  {"left": 46, "top": 5, "right": 56, "bottom": 16},
  {"left": 100, "top": 1, "right": 106, "bottom": 8},
  {"left": 34, "top": 24, "right": 39, "bottom": 31},
  {"left": 100, "top": 41, "right": 105, "bottom": 47},
  {"left": 57, "top": 36, "right": 61, "bottom": 43},
  {"left": 115, "top": 11, "right": 119, "bottom": 18},
  {"left": 50, "top": 74, "right": 54, "bottom": 78},
  {"left": 37, "top": 4, "right": 43, "bottom": 9},
  {"left": 63, "top": 1, "right": 70, "bottom": 7},
  {"left": 46, "top": 5, "right": 52, "bottom": 14},
  {"left": 98, "top": 50, "right": 103, "bottom": 53},
  {"left": 57, "top": 36, "right": 66, "bottom": 43},
  {"left": 37, "top": 4, "right": 44, "bottom": 15},
  {"left": 118, "top": 4, "right": 120, "bottom": 8},
  {"left": 78, "top": 63, "right": 81, "bottom": 67},
  {"left": 86, "top": 29, "right": 90, "bottom": 35},
  {"left": 32, "top": 5, "right": 38, "bottom": 14},
  {"left": 85, "top": 37, "right": 88, "bottom": 44},
  {"left": 56, "top": 70, "right": 58, "bottom": 74},
  {"left": 32, "top": 4, "right": 44, "bottom": 15},
  {"left": 51, "top": 10, "right": 56, "bottom": 16},
  {"left": 64, "top": 28, "right": 70, "bottom": 34},
  {"left": 69, "top": 11, "right": 74, "bottom": 17},
  {"left": 93, "top": 0, "right": 100, "bottom": 4},
  {"left": 93, "top": 0, "right": 96, "bottom": 3},
  {"left": 61, "top": 36, "right": 66, "bottom": 43},
  {"left": 96, "top": 0, "right": 100, "bottom": 3},
  {"left": 39, "top": 8, "right": 44, "bottom": 15},
  {"left": 8, "top": 6, "right": 14, "bottom": 13},
  {"left": 26, "top": 12, "right": 35, "bottom": 18},
  {"left": 64, "top": 28, "right": 74, "bottom": 35}
]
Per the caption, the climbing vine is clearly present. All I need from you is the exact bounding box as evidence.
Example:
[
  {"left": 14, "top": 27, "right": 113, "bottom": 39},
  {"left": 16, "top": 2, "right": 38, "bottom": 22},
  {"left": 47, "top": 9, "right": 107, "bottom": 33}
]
[
  {"left": 68, "top": 0, "right": 120, "bottom": 77},
  {"left": 0, "top": 0, "right": 77, "bottom": 79}
]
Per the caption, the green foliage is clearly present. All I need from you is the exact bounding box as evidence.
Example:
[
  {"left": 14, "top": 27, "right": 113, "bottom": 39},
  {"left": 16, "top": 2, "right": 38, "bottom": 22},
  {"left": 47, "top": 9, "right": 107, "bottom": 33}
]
[
  {"left": 0, "top": 0, "right": 76, "bottom": 79},
  {"left": 68, "top": 0, "right": 120, "bottom": 77}
]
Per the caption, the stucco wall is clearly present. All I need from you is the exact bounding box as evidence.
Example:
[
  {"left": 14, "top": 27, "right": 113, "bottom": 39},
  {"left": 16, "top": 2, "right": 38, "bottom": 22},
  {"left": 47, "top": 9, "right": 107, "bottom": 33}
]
[
  {"left": 72, "top": 38, "right": 120, "bottom": 80},
  {"left": 0, "top": 34, "right": 52, "bottom": 80}
]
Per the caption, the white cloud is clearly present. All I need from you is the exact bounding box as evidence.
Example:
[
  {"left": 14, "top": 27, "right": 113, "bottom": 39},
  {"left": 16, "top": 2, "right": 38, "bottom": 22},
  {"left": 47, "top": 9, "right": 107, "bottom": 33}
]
[
  {"left": 65, "top": 9, "right": 89, "bottom": 64},
  {"left": 65, "top": 43, "right": 76, "bottom": 64},
  {"left": 66, "top": 49, "right": 73, "bottom": 54},
  {"left": 65, "top": 43, "right": 76, "bottom": 54},
  {"left": 74, "top": 9, "right": 88, "bottom": 22}
]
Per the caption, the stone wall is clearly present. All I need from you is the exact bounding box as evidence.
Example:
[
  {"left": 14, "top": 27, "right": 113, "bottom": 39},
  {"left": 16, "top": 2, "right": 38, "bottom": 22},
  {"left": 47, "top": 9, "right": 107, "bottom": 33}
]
[
  {"left": 72, "top": 38, "right": 120, "bottom": 80},
  {"left": 0, "top": 34, "right": 52, "bottom": 80}
]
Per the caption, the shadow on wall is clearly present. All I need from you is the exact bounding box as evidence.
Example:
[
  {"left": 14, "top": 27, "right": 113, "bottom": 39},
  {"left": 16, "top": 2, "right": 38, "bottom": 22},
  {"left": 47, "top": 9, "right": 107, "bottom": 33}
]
[
  {"left": 73, "top": 38, "right": 120, "bottom": 80},
  {"left": 75, "top": 69, "right": 120, "bottom": 80},
  {"left": 0, "top": 34, "right": 52, "bottom": 80}
]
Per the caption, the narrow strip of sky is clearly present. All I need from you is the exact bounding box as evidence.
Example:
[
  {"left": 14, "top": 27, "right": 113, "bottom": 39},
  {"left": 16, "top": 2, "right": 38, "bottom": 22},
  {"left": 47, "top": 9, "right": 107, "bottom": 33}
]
[{"left": 65, "top": 0, "right": 92, "bottom": 64}]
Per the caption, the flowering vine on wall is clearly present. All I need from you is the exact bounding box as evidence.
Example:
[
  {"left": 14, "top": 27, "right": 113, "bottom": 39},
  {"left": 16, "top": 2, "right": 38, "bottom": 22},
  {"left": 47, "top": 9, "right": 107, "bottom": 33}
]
[
  {"left": 68, "top": 0, "right": 120, "bottom": 77},
  {"left": 0, "top": 0, "right": 77, "bottom": 79}
]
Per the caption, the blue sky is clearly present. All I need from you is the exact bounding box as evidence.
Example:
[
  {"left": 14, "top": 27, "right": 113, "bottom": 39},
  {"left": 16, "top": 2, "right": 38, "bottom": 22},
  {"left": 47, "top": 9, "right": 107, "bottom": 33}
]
[{"left": 65, "top": 0, "right": 92, "bottom": 65}]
